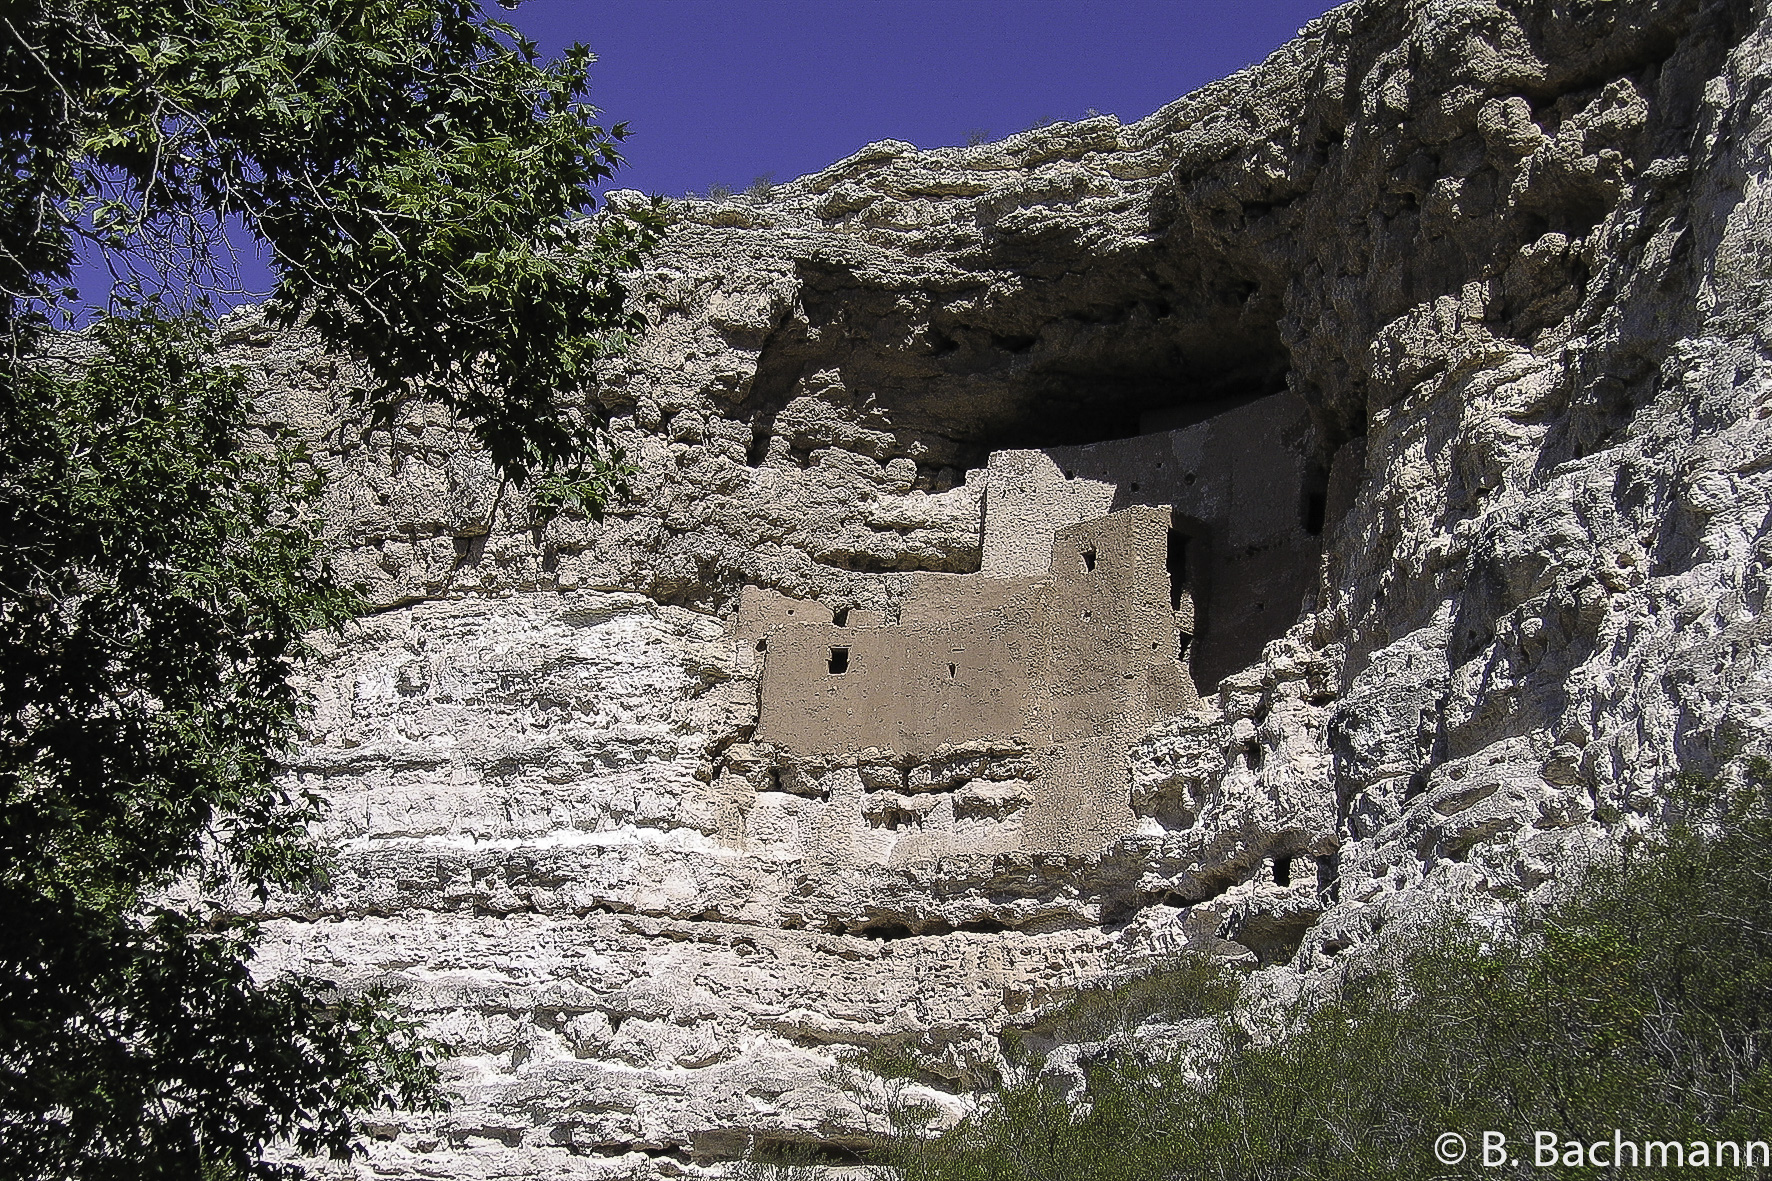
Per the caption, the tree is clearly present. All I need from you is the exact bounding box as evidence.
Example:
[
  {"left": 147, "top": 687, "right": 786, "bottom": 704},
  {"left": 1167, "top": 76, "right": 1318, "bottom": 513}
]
[
  {"left": 0, "top": 2, "right": 660, "bottom": 1175},
  {"left": 3, "top": 0, "right": 659, "bottom": 489}
]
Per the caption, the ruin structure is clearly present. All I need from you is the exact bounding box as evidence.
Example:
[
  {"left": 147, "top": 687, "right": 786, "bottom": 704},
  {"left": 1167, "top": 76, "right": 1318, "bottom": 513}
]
[{"left": 742, "top": 389, "right": 1323, "bottom": 854}]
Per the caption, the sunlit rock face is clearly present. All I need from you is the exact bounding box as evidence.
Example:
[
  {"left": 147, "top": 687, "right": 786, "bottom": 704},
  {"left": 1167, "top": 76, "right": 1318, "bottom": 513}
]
[{"left": 239, "top": 0, "right": 1772, "bottom": 1173}]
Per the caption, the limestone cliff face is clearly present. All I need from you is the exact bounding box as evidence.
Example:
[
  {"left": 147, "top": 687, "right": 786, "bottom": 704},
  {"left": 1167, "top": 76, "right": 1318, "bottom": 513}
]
[{"left": 244, "top": 0, "right": 1772, "bottom": 1174}]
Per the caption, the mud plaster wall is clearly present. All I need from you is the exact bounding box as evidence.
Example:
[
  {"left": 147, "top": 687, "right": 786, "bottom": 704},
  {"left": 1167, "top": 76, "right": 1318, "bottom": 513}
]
[
  {"left": 982, "top": 390, "right": 1325, "bottom": 688},
  {"left": 745, "top": 394, "right": 1320, "bottom": 855},
  {"left": 749, "top": 506, "right": 1194, "bottom": 853}
]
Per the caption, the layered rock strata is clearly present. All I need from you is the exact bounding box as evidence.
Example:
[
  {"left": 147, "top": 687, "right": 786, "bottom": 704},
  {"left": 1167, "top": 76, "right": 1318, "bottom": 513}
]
[{"left": 243, "top": 0, "right": 1772, "bottom": 1174}]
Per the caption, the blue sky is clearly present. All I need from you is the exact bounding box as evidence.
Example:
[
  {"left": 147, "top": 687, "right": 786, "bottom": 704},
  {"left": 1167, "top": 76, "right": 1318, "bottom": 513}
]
[
  {"left": 75, "top": 1, "right": 1344, "bottom": 307},
  {"left": 507, "top": 0, "right": 1344, "bottom": 199}
]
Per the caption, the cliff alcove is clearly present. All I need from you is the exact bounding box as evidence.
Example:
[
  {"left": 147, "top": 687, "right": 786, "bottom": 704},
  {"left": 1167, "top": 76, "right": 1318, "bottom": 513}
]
[{"left": 727, "top": 236, "right": 1296, "bottom": 469}]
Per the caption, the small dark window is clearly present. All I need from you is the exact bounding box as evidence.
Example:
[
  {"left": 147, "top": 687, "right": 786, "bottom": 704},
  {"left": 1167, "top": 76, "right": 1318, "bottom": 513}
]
[
  {"left": 948, "top": 663, "right": 956, "bottom": 677},
  {"left": 1177, "top": 634, "right": 1191, "bottom": 662},
  {"left": 756, "top": 638, "right": 768, "bottom": 653},
  {"left": 1130, "top": 482, "right": 1141, "bottom": 493},
  {"left": 1082, "top": 548, "right": 1097, "bottom": 572},
  {"left": 828, "top": 647, "right": 849, "bottom": 675},
  {"left": 1273, "top": 856, "right": 1292, "bottom": 887},
  {"left": 832, "top": 608, "right": 850, "bottom": 627}
]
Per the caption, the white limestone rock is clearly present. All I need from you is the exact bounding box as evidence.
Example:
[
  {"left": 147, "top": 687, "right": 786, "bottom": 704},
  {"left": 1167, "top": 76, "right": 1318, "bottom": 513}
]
[{"left": 246, "top": 0, "right": 1772, "bottom": 1173}]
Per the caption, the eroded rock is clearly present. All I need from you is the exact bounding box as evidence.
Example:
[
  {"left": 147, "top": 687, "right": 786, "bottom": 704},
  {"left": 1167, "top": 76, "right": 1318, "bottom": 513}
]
[{"left": 248, "top": 0, "right": 1772, "bottom": 1173}]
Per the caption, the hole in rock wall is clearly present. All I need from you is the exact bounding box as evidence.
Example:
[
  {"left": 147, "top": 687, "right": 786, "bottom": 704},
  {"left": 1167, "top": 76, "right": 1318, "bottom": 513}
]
[
  {"left": 735, "top": 254, "right": 1294, "bottom": 477},
  {"left": 832, "top": 608, "right": 851, "bottom": 627},
  {"left": 1273, "top": 855, "right": 1292, "bottom": 888},
  {"left": 1082, "top": 548, "right": 1097, "bottom": 572},
  {"left": 827, "top": 647, "right": 849, "bottom": 675},
  {"left": 741, "top": 1138, "right": 866, "bottom": 1168},
  {"left": 1301, "top": 463, "right": 1329, "bottom": 536}
]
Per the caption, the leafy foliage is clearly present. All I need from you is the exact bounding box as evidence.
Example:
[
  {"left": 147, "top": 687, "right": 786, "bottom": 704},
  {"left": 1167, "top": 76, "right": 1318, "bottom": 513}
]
[
  {"left": 0, "top": 313, "right": 437, "bottom": 1178},
  {"left": 1, "top": 2, "right": 659, "bottom": 1174},
  {"left": 3, "top": 0, "right": 663, "bottom": 489},
  {"left": 885, "top": 764, "right": 1772, "bottom": 1180}
]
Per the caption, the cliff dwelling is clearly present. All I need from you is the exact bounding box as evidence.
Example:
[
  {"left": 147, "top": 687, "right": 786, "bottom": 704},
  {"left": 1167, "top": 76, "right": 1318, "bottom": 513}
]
[
  {"left": 178, "top": 0, "right": 1769, "bottom": 1171},
  {"left": 739, "top": 388, "right": 1329, "bottom": 854}
]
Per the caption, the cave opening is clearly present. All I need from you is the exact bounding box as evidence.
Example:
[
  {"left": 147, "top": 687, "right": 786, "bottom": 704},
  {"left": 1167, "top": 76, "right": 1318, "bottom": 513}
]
[
  {"left": 975, "top": 332, "right": 1292, "bottom": 453},
  {"left": 937, "top": 263, "right": 1296, "bottom": 456}
]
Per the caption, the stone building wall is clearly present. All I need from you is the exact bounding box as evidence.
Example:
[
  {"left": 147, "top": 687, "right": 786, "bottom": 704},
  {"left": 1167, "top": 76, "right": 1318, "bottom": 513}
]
[
  {"left": 752, "top": 506, "right": 1195, "bottom": 755},
  {"left": 749, "top": 506, "right": 1198, "bottom": 855},
  {"left": 743, "top": 390, "right": 1320, "bottom": 856},
  {"left": 977, "top": 390, "right": 1324, "bottom": 686}
]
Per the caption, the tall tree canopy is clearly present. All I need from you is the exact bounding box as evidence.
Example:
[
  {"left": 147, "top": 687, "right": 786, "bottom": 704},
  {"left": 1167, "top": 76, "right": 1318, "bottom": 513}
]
[
  {"left": 0, "top": 2, "right": 658, "bottom": 1176},
  {"left": 2, "top": 0, "right": 658, "bottom": 483}
]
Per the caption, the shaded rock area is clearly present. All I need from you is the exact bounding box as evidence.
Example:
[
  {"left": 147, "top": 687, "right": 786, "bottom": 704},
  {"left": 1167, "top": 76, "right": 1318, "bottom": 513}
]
[{"left": 240, "top": 0, "right": 1772, "bottom": 1174}]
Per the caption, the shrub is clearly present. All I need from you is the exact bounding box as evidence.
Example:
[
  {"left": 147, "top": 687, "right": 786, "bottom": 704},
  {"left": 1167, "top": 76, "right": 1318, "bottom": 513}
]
[{"left": 883, "top": 763, "right": 1772, "bottom": 1180}]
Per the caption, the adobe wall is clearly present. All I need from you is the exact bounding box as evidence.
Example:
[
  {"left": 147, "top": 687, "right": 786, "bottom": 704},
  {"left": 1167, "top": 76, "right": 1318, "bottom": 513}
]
[
  {"left": 747, "top": 506, "right": 1199, "bottom": 855},
  {"left": 981, "top": 389, "right": 1323, "bottom": 688},
  {"left": 753, "top": 505, "right": 1192, "bottom": 755},
  {"left": 740, "top": 388, "right": 1323, "bottom": 858}
]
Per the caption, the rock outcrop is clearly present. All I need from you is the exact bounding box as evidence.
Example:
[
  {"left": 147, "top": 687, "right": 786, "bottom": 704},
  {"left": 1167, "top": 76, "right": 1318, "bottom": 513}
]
[{"left": 244, "top": 0, "right": 1772, "bottom": 1174}]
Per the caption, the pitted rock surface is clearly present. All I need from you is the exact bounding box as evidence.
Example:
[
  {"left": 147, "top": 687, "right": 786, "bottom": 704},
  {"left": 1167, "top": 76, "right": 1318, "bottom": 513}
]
[{"left": 246, "top": 0, "right": 1772, "bottom": 1174}]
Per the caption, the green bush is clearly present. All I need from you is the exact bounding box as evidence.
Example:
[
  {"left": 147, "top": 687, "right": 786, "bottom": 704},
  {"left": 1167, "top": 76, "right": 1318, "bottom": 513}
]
[{"left": 882, "top": 763, "right": 1772, "bottom": 1180}]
